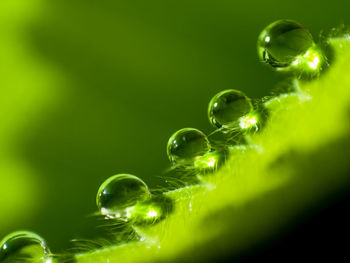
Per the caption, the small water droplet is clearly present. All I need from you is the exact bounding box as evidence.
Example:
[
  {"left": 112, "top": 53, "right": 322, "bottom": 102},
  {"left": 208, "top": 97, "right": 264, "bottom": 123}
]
[
  {"left": 96, "top": 174, "right": 151, "bottom": 220},
  {"left": 167, "top": 128, "right": 211, "bottom": 166},
  {"left": 208, "top": 89, "right": 253, "bottom": 128},
  {"left": 0, "top": 231, "right": 51, "bottom": 263},
  {"left": 258, "top": 19, "right": 320, "bottom": 73}
]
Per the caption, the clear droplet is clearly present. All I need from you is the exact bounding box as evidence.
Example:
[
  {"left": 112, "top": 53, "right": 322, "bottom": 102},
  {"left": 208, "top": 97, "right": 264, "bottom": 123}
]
[
  {"left": 167, "top": 128, "right": 211, "bottom": 166},
  {"left": 0, "top": 231, "right": 51, "bottom": 263},
  {"left": 257, "top": 19, "right": 322, "bottom": 73},
  {"left": 96, "top": 174, "right": 151, "bottom": 220},
  {"left": 208, "top": 89, "right": 253, "bottom": 128}
]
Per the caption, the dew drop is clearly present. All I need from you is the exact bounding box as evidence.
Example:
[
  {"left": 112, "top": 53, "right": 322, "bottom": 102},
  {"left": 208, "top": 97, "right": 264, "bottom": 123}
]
[
  {"left": 167, "top": 128, "right": 211, "bottom": 166},
  {"left": 208, "top": 89, "right": 253, "bottom": 128},
  {"left": 0, "top": 231, "right": 51, "bottom": 263},
  {"left": 257, "top": 20, "right": 318, "bottom": 71},
  {"left": 96, "top": 174, "right": 151, "bottom": 220}
]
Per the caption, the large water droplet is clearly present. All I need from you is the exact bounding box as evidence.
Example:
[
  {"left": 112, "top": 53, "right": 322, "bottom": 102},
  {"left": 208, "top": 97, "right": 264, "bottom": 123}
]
[
  {"left": 0, "top": 231, "right": 51, "bottom": 263},
  {"left": 167, "top": 128, "right": 211, "bottom": 166},
  {"left": 208, "top": 89, "right": 253, "bottom": 128},
  {"left": 257, "top": 19, "right": 315, "bottom": 70},
  {"left": 96, "top": 174, "right": 151, "bottom": 220}
]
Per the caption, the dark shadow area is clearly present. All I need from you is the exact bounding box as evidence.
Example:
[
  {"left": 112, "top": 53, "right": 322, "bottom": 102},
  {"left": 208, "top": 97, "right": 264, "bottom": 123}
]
[{"left": 241, "top": 188, "right": 350, "bottom": 262}]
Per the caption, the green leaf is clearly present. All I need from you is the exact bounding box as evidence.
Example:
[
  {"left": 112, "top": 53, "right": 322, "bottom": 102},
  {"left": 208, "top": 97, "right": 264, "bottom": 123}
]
[{"left": 71, "top": 39, "right": 350, "bottom": 262}]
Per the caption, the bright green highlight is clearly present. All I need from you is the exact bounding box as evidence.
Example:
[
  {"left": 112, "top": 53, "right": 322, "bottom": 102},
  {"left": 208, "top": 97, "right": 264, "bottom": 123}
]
[
  {"left": 128, "top": 203, "right": 162, "bottom": 223},
  {"left": 123, "top": 195, "right": 173, "bottom": 225},
  {"left": 0, "top": 231, "right": 51, "bottom": 263},
  {"left": 194, "top": 150, "right": 227, "bottom": 173},
  {"left": 198, "top": 156, "right": 216, "bottom": 168},
  {"left": 290, "top": 45, "right": 324, "bottom": 72},
  {"left": 239, "top": 113, "right": 259, "bottom": 130}
]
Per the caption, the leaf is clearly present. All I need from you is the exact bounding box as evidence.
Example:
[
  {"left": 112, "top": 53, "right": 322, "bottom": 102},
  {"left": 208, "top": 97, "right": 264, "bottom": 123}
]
[{"left": 69, "top": 39, "right": 350, "bottom": 262}]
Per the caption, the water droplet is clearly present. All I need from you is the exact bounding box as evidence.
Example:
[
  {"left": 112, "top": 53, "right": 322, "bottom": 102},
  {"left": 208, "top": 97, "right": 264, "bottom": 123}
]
[
  {"left": 0, "top": 231, "right": 51, "bottom": 263},
  {"left": 96, "top": 174, "right": 151, "bottom": 220},
  {"left": 167, "top": 128, "right": 211, "bottom": 166},
  {"left": 258, "top": 20, "right": 318, "bottom": 72},
  {"left": 208, "top": 89, "right": 253, "bottom": 128}
]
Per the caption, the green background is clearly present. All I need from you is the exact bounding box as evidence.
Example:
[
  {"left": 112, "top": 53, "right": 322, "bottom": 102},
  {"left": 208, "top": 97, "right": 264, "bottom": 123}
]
[{"left": 0, "top": 0, "right": 349, "bottom": 252}]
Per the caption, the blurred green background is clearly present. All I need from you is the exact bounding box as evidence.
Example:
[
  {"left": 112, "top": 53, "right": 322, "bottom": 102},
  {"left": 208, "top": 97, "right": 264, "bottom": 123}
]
[{"left": 1, "top": 0, "right": 349, "bottom": 252}]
